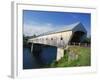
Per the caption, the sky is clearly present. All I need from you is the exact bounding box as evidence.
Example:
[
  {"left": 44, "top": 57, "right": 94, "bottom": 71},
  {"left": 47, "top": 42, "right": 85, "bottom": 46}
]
[{"left": 23, "top": 10, "right": 91, "bottom": 37}]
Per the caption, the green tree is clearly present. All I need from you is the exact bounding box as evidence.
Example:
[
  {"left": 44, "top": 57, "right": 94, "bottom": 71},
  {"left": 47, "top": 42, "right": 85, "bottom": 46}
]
[
  {"left": 23, "top": 35, "right": 28, "bottom": 46},
  {"left": 32, "top": 34, "right": 36, "bottom": 38},
  {"left": 83, "top": 37, "right": 91, "bottom": 44}
]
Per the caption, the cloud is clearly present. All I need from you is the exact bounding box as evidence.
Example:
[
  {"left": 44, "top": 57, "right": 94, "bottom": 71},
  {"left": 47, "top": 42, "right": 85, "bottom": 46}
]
[{"left": 23, "top": 23, "right": 56, "bottom": 36}]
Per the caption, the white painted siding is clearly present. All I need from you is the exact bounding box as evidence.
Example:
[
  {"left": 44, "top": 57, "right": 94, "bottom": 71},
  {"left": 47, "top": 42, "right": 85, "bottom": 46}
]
[{"left": 29, "top": 31, "right": 72, "bottom": 48}]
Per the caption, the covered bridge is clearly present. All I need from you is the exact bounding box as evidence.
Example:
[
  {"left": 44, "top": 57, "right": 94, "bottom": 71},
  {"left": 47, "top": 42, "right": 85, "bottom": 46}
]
[{"left": 28, "top": 22, "right": 87, "bottom": 48}]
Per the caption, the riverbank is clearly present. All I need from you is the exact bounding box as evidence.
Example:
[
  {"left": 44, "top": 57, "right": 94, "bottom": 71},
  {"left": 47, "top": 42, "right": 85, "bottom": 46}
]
[{"left": 49, "top": 46, "right": 91, "bottom": 67}]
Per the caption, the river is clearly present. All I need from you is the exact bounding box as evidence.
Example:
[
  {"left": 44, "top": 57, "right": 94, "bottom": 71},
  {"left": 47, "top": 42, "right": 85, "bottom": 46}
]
[{"left": 23, "top": 46, "right": 57, "bottom": 69}]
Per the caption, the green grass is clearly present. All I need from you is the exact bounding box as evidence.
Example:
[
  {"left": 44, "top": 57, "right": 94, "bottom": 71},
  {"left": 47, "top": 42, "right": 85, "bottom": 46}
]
[{"left": 49, "top": 46, "right": 91, "bottom": 67}]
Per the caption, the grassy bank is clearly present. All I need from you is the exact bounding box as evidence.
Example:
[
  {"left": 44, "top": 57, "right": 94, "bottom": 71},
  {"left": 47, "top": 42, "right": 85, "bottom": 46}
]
[{"left": 49, "top": 46, "right": 91, "bottom": 67}]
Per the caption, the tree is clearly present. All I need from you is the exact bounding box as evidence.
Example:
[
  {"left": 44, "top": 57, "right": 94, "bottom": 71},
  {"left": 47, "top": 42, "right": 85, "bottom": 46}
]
[
  {"left": 23, "top": 34, "right": 28, "bottom": 46},
  {"left": 83, "top": 37, "right": 91, "bottom": 44},
  {"left": 32, "top": 34, "right": 36, "bottom": 38}
]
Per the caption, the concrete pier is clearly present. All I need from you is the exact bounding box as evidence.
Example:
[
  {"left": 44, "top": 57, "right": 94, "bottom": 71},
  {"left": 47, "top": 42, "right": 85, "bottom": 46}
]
[
  {"left": 56, "top": 48, "right": 64, "bottom": 61},
  {"left": 31, "top": 43, "right": 33, "bottom": 53}
]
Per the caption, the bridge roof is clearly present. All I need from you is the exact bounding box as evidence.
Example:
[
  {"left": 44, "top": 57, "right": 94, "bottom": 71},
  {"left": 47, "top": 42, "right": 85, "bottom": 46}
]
[{"left": 37, "top": 22, "right": 86, "bottom": 37}]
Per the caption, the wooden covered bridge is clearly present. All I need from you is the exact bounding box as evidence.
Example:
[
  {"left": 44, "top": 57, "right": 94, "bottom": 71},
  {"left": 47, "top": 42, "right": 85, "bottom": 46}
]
[
  {"left": 28, "top": 22, "right": 87, "bottom": 48},
  {"left": 28, "top": 22, "right": 87, "bottom": 61}
]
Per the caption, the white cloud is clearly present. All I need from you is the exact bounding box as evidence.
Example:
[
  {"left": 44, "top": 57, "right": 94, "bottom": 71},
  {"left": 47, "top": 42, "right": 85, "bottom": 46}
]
[{"left": 23, "top": 23, "right": 56, "bottom": 36}]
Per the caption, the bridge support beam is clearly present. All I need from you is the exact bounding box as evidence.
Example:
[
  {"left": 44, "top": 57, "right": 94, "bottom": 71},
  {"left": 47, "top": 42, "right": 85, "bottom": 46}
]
[
  {"left": 56, "top": 48, "right": 64, "bottom": 61},
  {"left": 31, "top": 43, "right": 33, "bottom": 53}
]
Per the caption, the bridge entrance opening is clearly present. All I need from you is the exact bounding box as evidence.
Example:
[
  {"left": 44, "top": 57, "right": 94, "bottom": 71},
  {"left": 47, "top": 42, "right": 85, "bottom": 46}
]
[{"left": 69, "top": 31, "right": 86, "bottom": 44}]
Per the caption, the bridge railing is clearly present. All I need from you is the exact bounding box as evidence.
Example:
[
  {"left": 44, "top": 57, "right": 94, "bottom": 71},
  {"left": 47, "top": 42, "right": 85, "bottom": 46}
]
[{"left": 68, "top": 42, "right": 91, "bottom": 47}]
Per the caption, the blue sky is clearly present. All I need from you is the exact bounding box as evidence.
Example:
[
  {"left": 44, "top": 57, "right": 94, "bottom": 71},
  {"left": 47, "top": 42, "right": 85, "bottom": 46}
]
[{"left": 23, "top": 10, "right": 91, "bottom": 37}]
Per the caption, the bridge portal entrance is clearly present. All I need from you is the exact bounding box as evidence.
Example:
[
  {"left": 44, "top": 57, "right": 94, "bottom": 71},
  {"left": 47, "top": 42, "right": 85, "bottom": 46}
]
[{"left": 69, "top": 31, "right": 86, "bottom": 44}]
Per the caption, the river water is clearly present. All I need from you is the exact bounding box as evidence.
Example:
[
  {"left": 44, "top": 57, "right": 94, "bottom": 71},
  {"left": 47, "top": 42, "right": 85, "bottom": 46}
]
[{"left": 23, "top": 46, "right": 57, "bottom": 69}]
